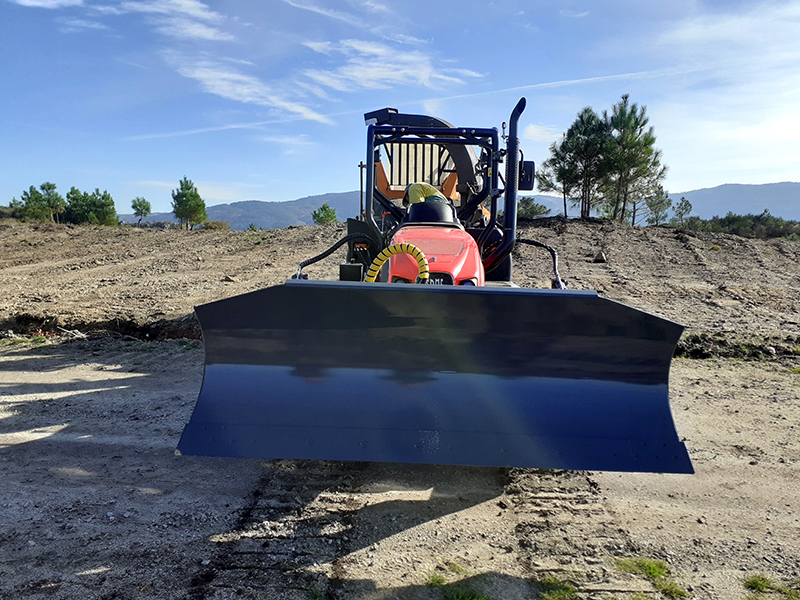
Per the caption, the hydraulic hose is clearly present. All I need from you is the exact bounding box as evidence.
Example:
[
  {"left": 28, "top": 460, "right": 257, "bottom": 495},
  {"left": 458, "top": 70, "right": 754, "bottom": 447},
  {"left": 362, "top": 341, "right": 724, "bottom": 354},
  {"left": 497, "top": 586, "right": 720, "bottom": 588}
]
[
  {"left": 365, "top": 243, "right": 429, "bottom": 283},
  {"left": 516, "top": 238, "right": 565, "bottom": 289},
  {"left": 295, "top": 233, "right": 375, "bottom": 279}
]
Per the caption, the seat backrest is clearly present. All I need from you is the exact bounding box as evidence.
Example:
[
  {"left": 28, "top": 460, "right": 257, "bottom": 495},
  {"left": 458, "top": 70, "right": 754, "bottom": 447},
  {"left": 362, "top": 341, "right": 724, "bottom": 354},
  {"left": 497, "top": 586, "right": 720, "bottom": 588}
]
[{"left": 404, "top": 201, "right": 459, "bottom": 225}]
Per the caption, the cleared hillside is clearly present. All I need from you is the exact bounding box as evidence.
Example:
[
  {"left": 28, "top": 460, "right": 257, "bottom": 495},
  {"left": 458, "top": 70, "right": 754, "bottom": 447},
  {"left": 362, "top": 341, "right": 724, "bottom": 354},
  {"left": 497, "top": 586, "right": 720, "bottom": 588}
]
[{"left": 2, "top": 219, "right": 798, "bottom": 349}]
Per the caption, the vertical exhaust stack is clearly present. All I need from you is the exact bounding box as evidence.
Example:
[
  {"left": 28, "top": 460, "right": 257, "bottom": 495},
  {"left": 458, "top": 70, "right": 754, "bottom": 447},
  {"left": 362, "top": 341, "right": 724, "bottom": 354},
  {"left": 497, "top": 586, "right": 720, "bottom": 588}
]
[{"left": 483, "top": 98, "right": 526, "bottom": 274}]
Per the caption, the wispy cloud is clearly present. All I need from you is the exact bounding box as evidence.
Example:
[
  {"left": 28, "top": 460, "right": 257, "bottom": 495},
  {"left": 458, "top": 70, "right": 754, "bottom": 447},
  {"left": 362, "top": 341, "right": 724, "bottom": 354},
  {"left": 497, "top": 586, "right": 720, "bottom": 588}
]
[
  {"left": 115, "top": 0, "right": 233, "bottom": 41},
  {"left": 524, "top": 124, "right": 560, "bottom": 142},
  {"left": 134, "top": 179, "right": 175, "bottom": 189},
  {"left": 154, "top": 16, "right": 233, "bottom": 41},
  {"left": 165, "top": 53, "right": 332, "bottom": 123},
  {"left": 126, "top": 122, "right": 266, "bottom": 140},
  {"left": 57, "top": 17, "right": 108, "bottom": 31},
  {"left": 302, "top": 38, "right": 479, "bottom": 91},
  {"left": 119, "top": 0, "right": 224, "bottom": 22},
  {"left": 259, "top": 135, "right": 317, "bottom": 154},
  {"left": 281, "top": 0, "right": 366, "bottom": 28},
  {"left": 360, "top": 0, "right": 390, "bottom": 14},
  {"left": 126, "top": 106, "right": 367, "bottom": 140},
  {"left": 282, "top": 0, "right": 416, "bottom": 43},
  {"left": 415, "top": 67, "right": 699, "bottom": 104},
  {"left": 560, "top": 9, "right": 589, "bottom": 18},
  {"left": 13, "top": 0, "right": 82, "bottom": 7},
  {"left": 387, "top": 32, "right": 428, "bottom": 45}
]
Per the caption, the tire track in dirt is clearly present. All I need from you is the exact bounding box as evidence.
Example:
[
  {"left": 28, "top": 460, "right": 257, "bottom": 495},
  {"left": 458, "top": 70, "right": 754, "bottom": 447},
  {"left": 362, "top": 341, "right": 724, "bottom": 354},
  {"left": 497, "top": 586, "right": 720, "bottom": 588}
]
[
  {"left": 183, "top": 460, "right": 660, "bottom": 599},
  {"left": 185, "top": 460, "right": 367, "bottom": 599}
]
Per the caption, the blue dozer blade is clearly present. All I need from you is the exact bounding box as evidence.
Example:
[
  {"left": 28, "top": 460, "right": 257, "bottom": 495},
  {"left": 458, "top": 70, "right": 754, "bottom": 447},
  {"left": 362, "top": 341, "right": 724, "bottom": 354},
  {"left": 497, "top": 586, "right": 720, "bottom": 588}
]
[{"left": 178, "top": 280, "right": 693, "bottom": 474}]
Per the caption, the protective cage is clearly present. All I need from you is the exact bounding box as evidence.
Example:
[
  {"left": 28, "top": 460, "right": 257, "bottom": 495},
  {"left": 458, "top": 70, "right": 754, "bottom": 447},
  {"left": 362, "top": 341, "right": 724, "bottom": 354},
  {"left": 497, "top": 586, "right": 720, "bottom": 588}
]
[{"left": 177, "top": 280, "right": 693, "bottom": 474}]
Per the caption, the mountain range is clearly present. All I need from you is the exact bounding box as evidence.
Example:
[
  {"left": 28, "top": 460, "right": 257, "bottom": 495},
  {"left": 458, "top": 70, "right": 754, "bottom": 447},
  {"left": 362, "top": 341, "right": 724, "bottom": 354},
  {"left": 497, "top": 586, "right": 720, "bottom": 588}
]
[{"left": 118, "top": 182, "right": 799, "bottom": 230}]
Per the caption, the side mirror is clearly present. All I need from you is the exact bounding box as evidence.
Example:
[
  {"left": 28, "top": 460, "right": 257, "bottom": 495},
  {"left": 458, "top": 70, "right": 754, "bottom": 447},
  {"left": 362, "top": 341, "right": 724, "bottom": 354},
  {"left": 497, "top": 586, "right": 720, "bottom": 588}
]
[{"left": 519, "top": 161, "right": 535, "bottom": 191}]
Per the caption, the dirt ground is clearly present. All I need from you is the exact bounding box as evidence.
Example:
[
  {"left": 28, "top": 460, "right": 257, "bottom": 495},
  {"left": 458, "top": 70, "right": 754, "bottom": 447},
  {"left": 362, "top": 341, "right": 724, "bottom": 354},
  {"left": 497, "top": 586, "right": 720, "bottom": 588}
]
[{"left": 1, "top": 220, "right": 799, "bottom": 599}]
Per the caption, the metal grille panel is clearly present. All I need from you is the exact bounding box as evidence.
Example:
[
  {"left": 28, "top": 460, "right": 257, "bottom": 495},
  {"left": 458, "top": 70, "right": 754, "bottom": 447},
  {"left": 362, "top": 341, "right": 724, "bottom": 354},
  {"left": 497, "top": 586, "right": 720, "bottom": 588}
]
[{"left": 385, "top": 142, "right": 454, "bottom": 190}]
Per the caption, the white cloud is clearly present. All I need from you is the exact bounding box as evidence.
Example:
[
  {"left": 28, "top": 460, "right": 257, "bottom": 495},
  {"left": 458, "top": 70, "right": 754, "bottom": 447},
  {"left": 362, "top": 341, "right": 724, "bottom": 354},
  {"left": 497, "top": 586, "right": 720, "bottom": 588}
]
[
  {"left": 282, "top": 0, "right": 366, "bottom": 28},
  {"left": 13, "top": 0, "right": 82, "bottom": 7},
  {"left": 360, "top": 0, "right": 390, "bottom": 14},
  {"left": 119, "top": 0, "right": 223, "bottom": 21},
  {"left": 302, "top": 38, "right": 478, "bottom": 91},
  {"left": 524, "top": 124, "right": 560, "bottom": 142},
  {"left": 560, "top": 9, "right": 588, "bottom": 18},
  {"left": 134, "top": 179, "right": 176, "bottom": 189},
  {"left": 57, "top": 17, "right": 108, "bottom": 31},
  {"left": 155, "top": 16, "right": 234, "bottom": 41},
  {"left": 90, "top": 5, "right": 126, "bottom": 15},
  {"left": 259, "top": 135, "right": 317, "bottom": 154},
  {"left": 293, "top": 80, "right": 333, "bottom": 100},
  {"left": 417, "top": 68, "right": 682, "bottom": 104},
  {"left": 166, "top": 54, "right": 332, "bottom": 123},
  {"left": 387, "top": 32, "right": 427, "bottom": 45},
  {"left": 303, "top": 41, "right": 334, "bottom": 54},
  {"left": 442, "top": 67, "right": 484, "bottom": 79}
]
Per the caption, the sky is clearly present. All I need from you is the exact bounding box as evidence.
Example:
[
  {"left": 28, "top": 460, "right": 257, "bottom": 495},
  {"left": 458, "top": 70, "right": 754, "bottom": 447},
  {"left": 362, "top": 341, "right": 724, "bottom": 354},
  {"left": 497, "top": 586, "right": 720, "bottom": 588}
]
[{"left": 2, "top": 0, "right": 799, "bottom": 214}]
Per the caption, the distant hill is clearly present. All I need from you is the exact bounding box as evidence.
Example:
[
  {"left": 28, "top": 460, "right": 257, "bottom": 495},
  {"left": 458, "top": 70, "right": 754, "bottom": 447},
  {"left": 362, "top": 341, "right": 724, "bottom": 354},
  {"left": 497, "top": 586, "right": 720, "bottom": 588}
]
[
  {"left": 118, "top": 183, "right": 799, "bottom": 230},
  {"left": 118, "top": 191, "right": 362, "bottom": 230},
  {"left": 531, "top": 183, "right": 800, "bottom": 221},
  {"left": 669, "top": 183, "right": 799, "bottom": 221}
]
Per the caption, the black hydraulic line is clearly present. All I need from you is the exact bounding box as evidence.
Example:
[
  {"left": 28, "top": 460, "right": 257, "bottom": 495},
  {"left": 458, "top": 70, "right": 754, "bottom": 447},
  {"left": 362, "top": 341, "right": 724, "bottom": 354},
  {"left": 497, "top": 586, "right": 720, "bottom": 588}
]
[
  {"left": 295, "top": 233, "right": 376, "bottom": 279},
  {"left": 516, "top": 238, "right": 565, "bottom": 290}
]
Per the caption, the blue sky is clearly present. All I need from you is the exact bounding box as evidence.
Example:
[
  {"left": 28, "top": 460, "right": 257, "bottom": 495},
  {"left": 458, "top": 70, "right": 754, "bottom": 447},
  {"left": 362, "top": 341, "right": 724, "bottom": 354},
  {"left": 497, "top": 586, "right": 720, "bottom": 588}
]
[{"left": 2, "top": 0, "right": 799, "bottom": 214}]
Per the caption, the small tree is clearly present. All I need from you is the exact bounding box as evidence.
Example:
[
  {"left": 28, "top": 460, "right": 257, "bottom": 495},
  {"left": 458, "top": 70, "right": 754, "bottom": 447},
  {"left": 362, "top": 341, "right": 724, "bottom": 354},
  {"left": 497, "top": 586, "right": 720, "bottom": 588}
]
[
  {"left": 671, "top": 196, "right": 693, "bottom": 226},
  {"left": 131, "top": 197, "right": 151, "bottom": 227},
  {"left": 186, "top": 195, "right": 207, "bottom": 229},
  {"left": 40, "top": 182, "right": 67, "bottom": 224},
  {"left": 172, "top": 177, "right": 207, "bottom": 230},
  {"left": 21, "top": 182, "right": 65, "bottom": 223},
  {"left": 644, "top": 187, "right": 672, "bottom": 226},
  {"left": 518, "top": 196, "right": 551, "bottom": 219},
  {"left": 312, "top": 203, "right": 337, "bottom": 225},
  {"left": 20, "top": 186, "right": 47, "bottom": 222},
  {"left": 536, "top": 135, "right": 578, "bottom": 217}
]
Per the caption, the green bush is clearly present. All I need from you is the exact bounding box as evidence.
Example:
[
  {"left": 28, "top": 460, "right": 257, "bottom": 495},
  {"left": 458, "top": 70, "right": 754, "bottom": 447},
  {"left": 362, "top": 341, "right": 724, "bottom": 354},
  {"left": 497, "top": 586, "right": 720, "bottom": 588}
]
[
  {"left": 681, "top": 210, "right": 800, "bottom": 239},
  {"left": 65, "top": 187, "right": 117, "bottom": 226},
  {"left": 311, "top": 203, "right": 337, "bottom": 225},
  {"left": 202, "top": 220, "right": 230, "bottom": 231},
  {"left": 518, "top": 196, "right": 551, "bottom": 219}
]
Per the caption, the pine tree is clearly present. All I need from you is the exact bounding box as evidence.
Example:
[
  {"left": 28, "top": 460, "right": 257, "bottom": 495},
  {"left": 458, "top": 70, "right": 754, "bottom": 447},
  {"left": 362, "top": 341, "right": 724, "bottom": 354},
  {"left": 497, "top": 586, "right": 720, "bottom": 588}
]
[
  {"left": 172, "top": 177, "right": 207, "bottom": 230},
  {"left": 311, "top": 203, "right": 337, "bottom": 225},
  {"left": 603, "top": 94, "right": 667, "bottom": 222},
  {"left": 131, "top": 197, "right": 151, "bottom": 227}
]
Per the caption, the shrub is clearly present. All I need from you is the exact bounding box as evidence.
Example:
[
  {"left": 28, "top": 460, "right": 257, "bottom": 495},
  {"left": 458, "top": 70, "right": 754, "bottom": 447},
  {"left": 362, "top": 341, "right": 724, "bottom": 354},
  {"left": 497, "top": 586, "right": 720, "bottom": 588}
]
[
  {"left": 681, "top": 210, "right": 800, "bottom": 239},
  {"left": 203, "top": 220, "right": 230, "bottom": 231},
  {"left": 311, "top": 203, "right": 337, "bottom": 225}
]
